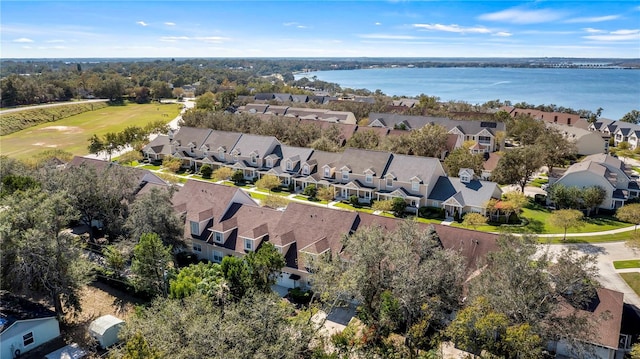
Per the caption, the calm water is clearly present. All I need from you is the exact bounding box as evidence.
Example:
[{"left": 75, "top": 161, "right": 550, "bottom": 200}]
[{"left": 295, "top": 67, "right": 640, "bottom": 120}]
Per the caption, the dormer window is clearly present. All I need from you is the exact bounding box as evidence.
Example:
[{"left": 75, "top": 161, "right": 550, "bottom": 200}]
[
  {"left": 386, "top": 177, "right": 393, "bottom": 187},
  {"left": 190, "top": 221, "right": 199, "bottom": 235},
  {"left": 461, "top": 175, "right": 470, "bottom": 183},
  {"left": 324, "top": 167, "right": 330, "bottom": 178},
  {"left": 342, "top": 170, "right": 349, "bottom": 181},
  {"left": 244, "top": 238, "right": 253, "bottom": 251},
  {"left": 412, "top": 181, "right": 420, "bottom": 191},
  {"left": 286, "top": 160, "right": 293, "bottom": 171},
  {"left": 219, "top": 151, "right": 225, "bottom": 161},
  {"left": 302, "top": 164, "right": 310, "bottom": 175},
  {"left": 266, "top": 158, "right": 273, "bottom": 168},
  {"left": 214, "top": 232, "right": 223, "bottom": 243},
  {"left": 365, "top": 173, "right": 373, "bottom": 183},
  {"left": 250, "top": 154, "right": 257, "bottom": 165}
]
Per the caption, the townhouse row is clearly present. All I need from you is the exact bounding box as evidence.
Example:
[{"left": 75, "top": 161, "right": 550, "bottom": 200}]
[
  {"left": 172, "top": 179, "right": 499, "bottom": 289},
  {"left": 143, "top": 127, "right": 502, "bottom": 216}
]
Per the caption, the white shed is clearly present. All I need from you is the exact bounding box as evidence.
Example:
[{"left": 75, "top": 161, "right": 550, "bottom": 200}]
[{"left": 88, "top": 315, "right": 124, "bottom": 349}]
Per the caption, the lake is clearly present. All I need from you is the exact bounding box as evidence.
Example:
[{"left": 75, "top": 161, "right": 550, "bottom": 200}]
[{"left": 295, "top": 67, "right": 640, "bottom": 120}]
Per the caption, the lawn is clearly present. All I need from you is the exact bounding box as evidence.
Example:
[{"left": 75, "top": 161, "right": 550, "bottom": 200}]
[
  {"left": 529, "top": 177, "right": 549, "bottom": 188},
  {"left": 620, "top": 272, "right": 640, "bottom": 296},
  {"left": 255, "top": 188, "right": 291, "bottom": 196},
  {"left": 293, "top": 195, "right": 329, "bottom": 205},
  {"left": 1, "top": 102, "right": 181, "bottom": 160},
  {"left": 249, "top": 192, "right": 268, "bottom": 201},
  {"left": 333, "top": 202, "right": 375, "bottom": 214},
  {"left": 613, "top": 259, "right": 640, "bottom": 269},
  {"left": 450, "top": 204, "right": 631, "bottom": 235}
]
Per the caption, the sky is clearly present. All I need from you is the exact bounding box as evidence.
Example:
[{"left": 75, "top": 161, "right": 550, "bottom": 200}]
[{"left": 1, "top": 1, "right": 639, "bottom": 59}]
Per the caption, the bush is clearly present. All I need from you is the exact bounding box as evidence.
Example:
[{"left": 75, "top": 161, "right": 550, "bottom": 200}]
[
  {"left": 232, "top": 170, "right": 245, "bottom": 185},
  {"left": 287, "top": 287, "right": 313, "bottom": 305},
  {"left": 200, "top": 164, "right": 213, "bottom": 179},
  {"left": 349, "top": 195, "right": 359, "bottom": 206},
  {"left": 303, "top": 184, "right": 317, "bottom": 198},
  {"left": 391, "top": 197, "right": 407, "bottom": 217}
]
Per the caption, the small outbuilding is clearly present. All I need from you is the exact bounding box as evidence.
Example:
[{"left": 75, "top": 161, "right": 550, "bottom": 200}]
[
  {"left": 0, "top": 291, "right": 61, "bottom": 359},
  {"left": 88, "top": 315, "right": 124, "bottom": 349}
]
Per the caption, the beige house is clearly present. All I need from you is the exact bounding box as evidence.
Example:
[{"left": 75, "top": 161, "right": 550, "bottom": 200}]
[{"left": 546, "top": 122, "right": 608, "bottom": 155}]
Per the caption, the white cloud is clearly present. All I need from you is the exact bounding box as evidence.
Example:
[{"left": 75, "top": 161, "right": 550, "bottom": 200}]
[
  {"left": 197, "top": 36, "right": 229, "bottom": 43},
  {"left": 164, "top": 22, "right": 176, "bottom": 26},
  {"left": 46, "top": 39, "right": 65, "bottom": 43},
  {"left": 297, "top": 25, "right": 307, "bottom": 29},
  {"left": 493, "top": 32, "right": 512, "bottom": 37},
  {"left": 136, "top": 21, "right": 148, "bottom": 27},
  {"left": 283, "top": 22, "right": 298, "bottom": 26},
  {"left": 13, "top": 37, "right": 34, "bottom": 43},
  {"left": 478, "top": 8, "right": 565, "bottom": 24},
  {"left": 583, "top": 28, "right": 605, "bottom": 34},
  {"left": 413, "top": 23, "right": 491, "bottom": 34},
  {"left": 584, "top": 29, "right": 640, "bottom": 41},
  {"left": 160, "top": 36, "right": 190, "bottom": 42},
  {"left": 358, "top": 34, "right": 419, "bottom": 40},
  {"left": 375, "top": 22, "right": 382, "bottom": 26},
  {"left": 564, "top": 15, "right": 620, "bottom": 23}
]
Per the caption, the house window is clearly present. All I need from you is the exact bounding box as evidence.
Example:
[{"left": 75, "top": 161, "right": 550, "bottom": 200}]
[
  {"left": 190, "top": 221, "right": 199, "bottom": 235},
  {"left": 386, "top": 177, "right": 393, "bottom": 187},
  {"left": 365, "top": 174, "right": 373, "bottom": 183},
  {"left": 213, "top": 250, "right": 223, "bottom": 263},
  {"left": 302, "top": 164, "right": 310, "bottom": 175},
  {"left": 214, "top": 232, "right": 223, "bottom": 243},
  {"left": 324, "top": 167, "right": 330, "bottom": 178},
  {"left": 23, "top": 332, "right": 34, "bottom": 346},
  {"left": 342, "top": 171, "right": 349, "bottom": 181},
  {"left": 219, "top": 151, "right": 225, "bottom": 160},
  {"left": 461, "top": 175, "right": 470, "bottom": 183},
  {"left": 412, "top": 181, "right": 419, "bottom": 191},
  {"left": 250, "top": 154, "right": 257, "bottom": 165},
  {"left": 244, "top": 238, "right": 253, "bottom": 251},
  {"left": 364, "top": 191, "right": 371, "bottom": 199},
  {"left": 266, "top": 158, "right": 273, "bottom": 168},
  {"left": 478, "top": 136, "right": 491, "bottom": 144},
  {"left": 286, "top": 160, "right": 293, "bottom": 171},
  {"left": 193, "top": 243, "right": 202, "bottom": 252},
  {"left": 275, "top": 246, "right": 283, "bottom": 254}
]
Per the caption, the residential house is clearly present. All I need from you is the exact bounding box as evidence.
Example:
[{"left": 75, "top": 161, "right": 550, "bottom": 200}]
[
  {"left": 1, "top": 291, "right": 61, "bottom": 359},
  {"left": 171, "top": 180, "right": 259, "bottom": 255},
  {"left": 142, "top": 135, "right": 172, "bottom": 161},
  {"left": 550, "top": 154, "right": 640, "bottom": 209},
  {"left": 481, "top": 152, "right": 502, "bottom": 180},
  {"left": 376, "top": 154, "right": 446, "bottom": 211},
  {"left": 546, "top": 122, "right": 608, "bottom": 155},
  {"left": 502, "top": 106, "right": 587, "bottom": 129},
  {"left": 194, "top": 130, "right": 243, "bottom": 171},
  {"left": 173, "top": 180, "right": 501, "bottom": 289},
  {"left": 293, "top": 150, "right": 343, "bottom": 191},
  {"left": 169, "top": 127, "right": 213, "bottom": 168},
  {"left": 428, "top": 168, "right": 503, "bottom": 217},
  {"left": 227, "top": 133, "right": 282, "bottom": 180},
  {"left": 259, "top": 145, "right": 314, "bottom": 187},
  {"left": 549, "top": 288, "right": 624, "bottom": 359},
  {"left": 368, "top": 113, "right": 506, "bottom": 153},
  {"left": 237, "top": 104, "right": 357, "bottom": 124},
  {"left": 331, "top": 148, "right": 393, "bottom": 203},
  {"left": 298, "top": 119, "right": 357, "bottom": 146}
]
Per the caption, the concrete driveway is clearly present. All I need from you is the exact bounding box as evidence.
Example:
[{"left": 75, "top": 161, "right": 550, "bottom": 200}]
[{"left": 541, "top": 242, "right": 640, "bottom": 311}]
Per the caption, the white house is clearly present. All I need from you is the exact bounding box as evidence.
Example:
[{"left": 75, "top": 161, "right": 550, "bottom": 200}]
[
  {"left": 550, "top": 154, "right": 640, "bottom": 209},
  {"left": 1, "top": 292, "right": 61, "bottom": 359}
]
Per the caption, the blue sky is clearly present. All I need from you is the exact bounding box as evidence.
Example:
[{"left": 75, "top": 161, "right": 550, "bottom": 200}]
[{"left": 2, "top": 1, "right": 639, "bottom": 58}]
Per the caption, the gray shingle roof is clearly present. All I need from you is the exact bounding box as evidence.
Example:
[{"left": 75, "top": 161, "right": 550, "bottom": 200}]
[
  {"left": 385, "top": 154, "right": 444, "bottom": 183},
  {"left": 230, "top": 134, "right": 280, "bottom": 158},
  {"left": 336, "top": 148, "right": 392, "bottom": 176},
  {"left": 429, "top": 176, "right": 501, "bottom": 208},
  {"left": 369, "top": 113, "right": 506, "bottom": 135}
]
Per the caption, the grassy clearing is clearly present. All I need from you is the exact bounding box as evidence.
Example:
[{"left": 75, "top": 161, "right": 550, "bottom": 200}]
[
  {"left": 1, "top": 102, "right": 181, "bottom": 160},
  {"left": 0, "top": 101, "right": 110, "bottom": 135},
  {"left": 613, "top": 259, "right": 640, "bottom": 269},
  {"left": 620, "top": 273, "right": 640, "bottom": 296},
  {"left": 293, "top": 195, "right": 329, "bottom": 204},
  {"left": 529, "top": 177, "right": 549, "bottom": 188},
  {"left": 537, "top": 231, "right": 633, "bottom": 244},
  {"left": 249, "top": 192, "right": 268, "bottom": 201},
  {"left": 333, "top": 202, "right": 375, "bottom": 214},
  {"left": 139, "top": 164, "right": 162, "bottom": 170}
]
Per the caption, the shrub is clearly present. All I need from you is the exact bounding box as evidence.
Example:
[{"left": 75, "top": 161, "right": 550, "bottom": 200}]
[
  {"left": 162, "top": 156, "right": 182, "bottom": 173},
  {"left": 232, "top": 170, "right": 245, "bottom": 185},
  {"left": 349, "top": 195, "right": 359, "bottom": 206},
  {"left": 288, "top": 287, "right": 313, "bottom": 305},
  {"left": 391, "top": 197, "right": 407, "bottom": 217},
  {"left": 200, "top": 164, "right": 213, "bottom": 179},
  {"left": 303, "top": 184, "right": 317, "bottom": 198}
]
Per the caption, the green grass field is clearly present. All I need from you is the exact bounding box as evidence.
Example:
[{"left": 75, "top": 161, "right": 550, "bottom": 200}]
[
  {"left": 613, "top": 259, "right": 640, "bottom": 269},
  {"left": 620, "top": 272, "right": 640, "bottom": 296},
  {"left": 1, "top": 102, "right": 181, "bottom": 160}
]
